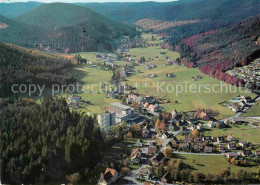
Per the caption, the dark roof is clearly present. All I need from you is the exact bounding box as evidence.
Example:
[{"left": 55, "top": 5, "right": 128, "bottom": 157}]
[
  {"left": 156, "top": 152, "right": 165, "bottom": 161},
  {"left": 104, "top": 171, "right": 113, "bottom": 182}
]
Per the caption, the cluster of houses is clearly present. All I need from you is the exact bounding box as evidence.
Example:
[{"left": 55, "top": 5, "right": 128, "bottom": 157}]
[
  {"left": 225, "top": 95, "right": 251, "bottom": 112},
  {"left": 126, "top": 92, "right": 160, "bottom": 114},
  {"left": 122, "top": 66, "right": 135, "bottom": 78},
  {"left": 96, "top": 53, "right": 118, "bottom": 68},
  {"left": 130, "top": 140, "right": 158, "bottom": 165},
  {"left": 106, "top": 83, "right": 135, "bottom": 99},
  {"left": 164, "top": 134, "right": 260, "bottom": 160},
  {"left": 226, "top": 60, "right": 260, "bottom": 91}
]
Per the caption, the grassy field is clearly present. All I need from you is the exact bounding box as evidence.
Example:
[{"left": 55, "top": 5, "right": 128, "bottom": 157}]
[
  {"left": 242, "top": 102, "right": 260, "bottom": 117},
  {"left": 202, "top": 124, "right": 260, "bottom": 143},
  {"left": 124, "top": 52, "right": 256, "bottom": 119},
  {"left": 177, "top": 154, "right": 259, "bottom": 174},
  {"left": 28, "top": 33, "right": 256, "bottom": 118},
  {"left": 55, "top": 65, "right": 120, "bottom": 115}
]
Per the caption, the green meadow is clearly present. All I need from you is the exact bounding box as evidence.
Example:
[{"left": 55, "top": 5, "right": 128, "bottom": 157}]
[
  {"left": 123, "top": 49, "right": 255, "bottom": 119},
  {"left": 177, "top": 154, "right": 259, "bottom": 174},
  {"left": 202, "top": 124, "right": 260, "bottom": 143},
  {"left": 242, "top": 102, "right": 260, "bottom": 117},
  {"left": 67, "top": 33, "right": 257, "bottom": 119}
]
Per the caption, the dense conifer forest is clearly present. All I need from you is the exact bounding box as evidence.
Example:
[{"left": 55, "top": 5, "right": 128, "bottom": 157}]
[
  {"left": 0, "top": 96, "right": 104, "bottom": 184},
  {"left": 0, "top": 43, "right": 76, "bottom": 97}
]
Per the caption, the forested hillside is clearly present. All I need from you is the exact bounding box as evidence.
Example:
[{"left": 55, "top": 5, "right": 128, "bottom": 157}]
[
  {"left": 80, "top": 0, "right": 260, "bottom": 47},
  {"left": 0, "top": 96, "right": 104, "bottom": 184},
  {"left": 81, "top": 0, "right": 260, "bottom": 24},
  {"left": 0, "top": 43, "right": 76, "bottom": 97},
  {"left": 175, "top": 15, "right": 260, "bottom": 86},
  {"left": 0, "top": 15, "right": 45, "bottom": 48},
  {"left": 0, "top": 3, "right": 139, "bottom": 53}
]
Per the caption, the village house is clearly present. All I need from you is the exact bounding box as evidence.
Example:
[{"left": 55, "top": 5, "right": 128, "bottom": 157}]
[
  {"left": 208, "top": 121, "right": 216, "bottom": 128},
  {"left": 144, "top": 96, "right": 156, "bottom": 104},
  {"left": 243, "top": 149, "right": 252, "bottom": 157},
  {"left": 142, "top": 129, "right": 150, "bottom": 138},
  {"left": 254, "top": 151, "right": 260, "bottom": 157},
  {"left": 179, "top": 143, "right": 190, "bottom": 151},
  {"left": 224, "top": 118, "right": 231, "bottom": 126},
  {"left": 98, "top": 168, "right": 118, "bottom": 185},
  {"left": 202, "top": 136, "right": 212, "bottom": 142},
  {"left": 135, "top": 139, "right": 143, "bottom": 147},
  {"left": 188, "top": 119, "right": 198, "bottom": 126},
  {"left": 216, "top": 120, "right": 226, "bottom": 129},
  {"left": 148, "top": 145, "right": 157, "bottom": 155},
  {"left": 151, "top": 152, "right": 165, "bottom": 165},
  {"left": 238, "top": 140, "right": 247, "bottom": 148},
  {"left": 184, "top": 137, "right": 193, "bottom": 143},
  {"left": 194, "top": 137, "right": 201, "bottom": 143},
  {"left": 161, "top": 173, "right": 172, "bottom": 183},
  {"left": 196, "top": 123, "right": 204, "bottom": 130},
  {"left": 217, "top": 137, "right": 225, "bottom": 144},
  {"left": 226, "top": 135, "right": 235, "bottom": 142},
  {"left": 131, "top": 148, "right": 142, "bottom": 164},
  {"left": 219, "top": 145, "right": 227, "bottom": 153},
  {"left": 147, "top": 104, "right": 159, "bottom": 112},
  {"left": 171, "top": 109, "right": 178, "bottom": 119},
  {"left": 131, "top": 148, "right": 142, "bottom": 158},
  {"left": 137, "top": 168, "right": 151, "bottom": 180},
  {"left": 193, "top": 144, "right": 202, "bottom": 153},
  {"left": 204, "top": 146, "right": 213, "bottom": 153},
  {"left": 199, "top": 111, "right": 207, "bottom": 120},
  {"left": 131, "top": 155, "right": 140, "bottom": 164},
  {"left": 68, "top": 95, "right": 81, "bottom": 106},
  {"left": 166, "top": 73, "right": 176, "bottom": 78},
  {"left": 237, "top": 151, "right": 245, "bottom": 160},
  {"left": 227, "top": 143, "right": 237, "bottom": 150},
  {"left": 226, "top": 152, "right": 237, "bottom": 159},
  {"left": 148, "top": 73, "right": 158, "bottom": 78}
]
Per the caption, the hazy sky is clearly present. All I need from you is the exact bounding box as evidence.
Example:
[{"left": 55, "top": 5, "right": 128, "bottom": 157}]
[{"left": 1, "top": 0, "right": 177, "bottom": 2}]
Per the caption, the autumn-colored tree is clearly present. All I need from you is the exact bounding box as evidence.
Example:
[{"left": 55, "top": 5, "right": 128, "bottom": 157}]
[
  {"left": 160, "top": 120, "right": 166, "bottom": 132},
  {"left": 66, "top": 173, "right": 81, "bottom": 184},
  {"left": 155, "top": 119, "right": 161, "bottom": 132},
  {"left": 231, "top": 158, "right": 236, "bottom": 165},
  {"left": 121, "top": 167, "right": 130, "bottom": 175},
  {"left": 176, "top": 121, "right": 181, "bottom": 128},
  {"left": 164, "top": 148, "right": 172, "bottom": 158},
  {"left": 168, "top": 158, "right": 175, "bottom": 170},
  {"left": 192, "top": 129, "right": 199, "bottom": 138}
]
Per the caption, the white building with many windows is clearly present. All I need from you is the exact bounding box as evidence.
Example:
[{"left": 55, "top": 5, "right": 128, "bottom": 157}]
[{"left": 97, "top": 112, "right": 116, "bottom": 133}]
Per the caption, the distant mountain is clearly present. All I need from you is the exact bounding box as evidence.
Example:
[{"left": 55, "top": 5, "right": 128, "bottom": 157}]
[
  {"left": 79, "top": 0, "right": 260, "bottom": 47},
  {"left": 78, "top": 0, "right": 260, "bottom": 24},
  {"left": 16, "top": 3, "right": 114, "bottom": 30},
  {"left": 0, "top": 3, "right": 139, "bottom": 53},
  {"left": 0, "top": 1, "right": 42, "bottom": 18}
]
